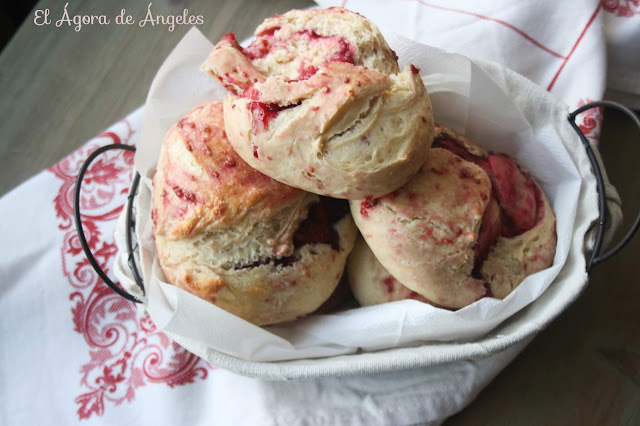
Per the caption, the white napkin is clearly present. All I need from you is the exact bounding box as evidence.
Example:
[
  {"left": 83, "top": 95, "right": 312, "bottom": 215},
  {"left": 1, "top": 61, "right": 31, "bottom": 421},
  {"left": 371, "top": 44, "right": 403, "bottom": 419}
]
[
  {"left": 0, "top": 1, "right": 637, "bottom": 425},
  {"left": 604, "top": 2, "right": 640, "bottom": 109},
  {"left": 319, "top": 0, "right": 609, "bottom": 113}
]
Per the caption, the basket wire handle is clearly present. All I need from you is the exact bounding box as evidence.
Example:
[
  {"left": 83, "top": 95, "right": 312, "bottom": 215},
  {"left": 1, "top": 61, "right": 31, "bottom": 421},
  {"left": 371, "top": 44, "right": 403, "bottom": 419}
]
[
  {"left": 125, "top": 171, "right": 145, "bottom": 294},
  {"left": 77, "top": 102, "right": 640, "bottom": 302},
  {"left": 73, "top": 143, "right": 144, "bottom": 303},
  {"left": 568, "top": 100, "right": 640, "bottom": 273}
]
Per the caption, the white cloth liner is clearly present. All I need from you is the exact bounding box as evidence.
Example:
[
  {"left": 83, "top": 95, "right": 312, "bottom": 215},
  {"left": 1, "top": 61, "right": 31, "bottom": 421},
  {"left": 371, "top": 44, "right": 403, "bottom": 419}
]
[
  {"left": 2, "top": 1, "right": 637, "bottom": 425},
  {"left": 114, "top": 29, "right": 599, "bottom": 375}
]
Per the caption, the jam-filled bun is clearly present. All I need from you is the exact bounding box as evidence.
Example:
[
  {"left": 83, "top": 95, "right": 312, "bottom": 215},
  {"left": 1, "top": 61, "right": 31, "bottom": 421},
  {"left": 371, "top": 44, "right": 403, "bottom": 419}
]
[
  {"left": 152, "top": 101, "right": 357, "bottom": 325},
  {"left": 349, "top": 125, "right": 556, "bottom": 309},
  {"left": 202, "top": 8, "right": 434, "bottom": 199},
  {"left": 201, "top": 7, "right": 400, "bottom": 92},
  {"left": 348, "top": 236, "right": 432, "bottom": 307}
]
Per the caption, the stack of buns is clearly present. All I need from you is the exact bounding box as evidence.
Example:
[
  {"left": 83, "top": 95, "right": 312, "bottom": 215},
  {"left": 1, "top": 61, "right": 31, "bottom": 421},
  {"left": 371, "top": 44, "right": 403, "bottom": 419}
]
[
  {"left": 151, "top": 7, "right": 556, "bottom": 326},
  {"left": 348, "top": 125, "right": 557, "bottom": 309}
]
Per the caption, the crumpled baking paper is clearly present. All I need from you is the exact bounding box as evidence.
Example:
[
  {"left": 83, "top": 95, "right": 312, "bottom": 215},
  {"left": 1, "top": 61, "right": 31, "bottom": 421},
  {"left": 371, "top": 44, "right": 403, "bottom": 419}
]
[{"left": 118, "top": 28, "right": 582, "bottom": 362}]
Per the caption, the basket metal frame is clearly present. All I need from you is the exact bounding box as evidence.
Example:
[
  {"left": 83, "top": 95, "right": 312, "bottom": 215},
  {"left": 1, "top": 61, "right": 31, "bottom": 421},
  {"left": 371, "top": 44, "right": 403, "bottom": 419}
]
[{"left": 74, "top": 101, "right": 640, "bottom": 303}]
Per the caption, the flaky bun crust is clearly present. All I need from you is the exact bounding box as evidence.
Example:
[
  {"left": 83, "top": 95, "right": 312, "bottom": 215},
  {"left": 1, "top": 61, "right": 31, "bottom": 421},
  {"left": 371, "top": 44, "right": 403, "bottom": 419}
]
[
  {"left": 152, "top": 101, "right": 357, "bottom": 325},
  {"left": 202, "top": 8, "right": 433, "bottom": 199}
]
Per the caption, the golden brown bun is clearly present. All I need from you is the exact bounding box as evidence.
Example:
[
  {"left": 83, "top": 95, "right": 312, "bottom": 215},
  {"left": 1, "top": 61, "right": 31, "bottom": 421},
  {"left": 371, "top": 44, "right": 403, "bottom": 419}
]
[{"left": 152, "top": 101, "right": 357, "bottom": 325}]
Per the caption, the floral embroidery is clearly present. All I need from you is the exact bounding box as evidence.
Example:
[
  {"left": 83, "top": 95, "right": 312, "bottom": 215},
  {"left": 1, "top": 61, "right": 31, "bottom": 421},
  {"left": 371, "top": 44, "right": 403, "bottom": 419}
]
[
  {"left": 602, "top": 0, "right": 640, "bottom": 17},
  {"left": 49, "top": 119, "right": 210, "bottom": 420}
]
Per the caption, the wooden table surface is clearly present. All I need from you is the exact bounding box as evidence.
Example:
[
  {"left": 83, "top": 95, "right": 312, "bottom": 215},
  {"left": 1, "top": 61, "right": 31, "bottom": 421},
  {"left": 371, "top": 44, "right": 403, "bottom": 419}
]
[{"left": 1, "top": 1, "right": 638, "bottom": 424}]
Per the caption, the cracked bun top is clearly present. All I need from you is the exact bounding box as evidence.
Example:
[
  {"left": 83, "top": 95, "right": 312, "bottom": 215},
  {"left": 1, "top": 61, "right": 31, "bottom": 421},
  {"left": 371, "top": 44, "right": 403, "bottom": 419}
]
[
  {"left": 348, "top": 124, "right": 556, "bottom": 309},
  {"left": 201, "top": 7, "right": 434, "bottom": 199},
  {"left": 152, "top": 101, "right": 357, "bottom": 325}
]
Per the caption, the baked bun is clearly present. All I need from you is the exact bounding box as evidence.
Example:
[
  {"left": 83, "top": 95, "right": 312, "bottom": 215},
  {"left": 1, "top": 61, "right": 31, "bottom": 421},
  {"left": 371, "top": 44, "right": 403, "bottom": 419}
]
[
  {"left": 201, "top": 7, "right": 400, "bottom": 93},
  {"left": 152, "top": 101, "right": 357, "bottom": 325},
  {"left": 349, "top": 125, "right": 556, "bottom": 309},
  {"left": 348, "top": 236, "right": 431, "bottom": 307},
  {"left": 201, "top": 8, "right": 434, "bottom": 199}
]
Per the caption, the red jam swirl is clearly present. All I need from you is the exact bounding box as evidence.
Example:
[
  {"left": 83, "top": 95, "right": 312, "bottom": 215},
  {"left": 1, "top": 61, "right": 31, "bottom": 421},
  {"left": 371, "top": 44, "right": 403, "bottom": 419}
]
[
  {"left": 433, "top": 135, "right": 543, "bottom": 274},
  {"left": 233, "top": 197, "right": 349, "bottom": 270}
]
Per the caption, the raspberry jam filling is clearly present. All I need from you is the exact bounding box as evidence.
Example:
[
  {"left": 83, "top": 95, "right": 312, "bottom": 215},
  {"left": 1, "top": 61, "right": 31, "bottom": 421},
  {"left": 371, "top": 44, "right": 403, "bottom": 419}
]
[
  {"left": 248, "top": 101, "right": 300, "bottom": 132},
  {"left": 219, "top": 32, "right": 243, "bottom": 50},
  {"left": 233, "top": 197, "right": 349, "bottom": 270},
  {"left": 432, "top": 136, "right": 543, "bottom": 273},
  {"left": 359, "top": 195, "right": 378, "bottom": 219},
  {"left": 298, "top": 62, "right": 318, "bottom": 80},
  {"left": 473, "top": 193, "right": 502, "bottom": 268},
  {"left": 242, "top": 28, "right": 278, "bottom": 60},
  {"left": 324, "top": 36, "right": 354, "bottom": 63},
  {"left": 171, "top": 185, "right": 200, "bottom": 204},
  {"left": 294, "top": 196, "right": 348, "bottom": 251},
  {"left": 488, "top": 154, "right": 542, "bottom": 237},
  {"left": 242, "top": 28, "right": 356, "bottom": 76}
]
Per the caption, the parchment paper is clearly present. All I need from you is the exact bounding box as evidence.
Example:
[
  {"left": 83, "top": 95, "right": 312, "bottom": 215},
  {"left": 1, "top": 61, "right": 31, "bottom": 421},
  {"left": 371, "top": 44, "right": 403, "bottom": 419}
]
[{"left": 126, "top": 28, "right": 581, "bottom": 362}]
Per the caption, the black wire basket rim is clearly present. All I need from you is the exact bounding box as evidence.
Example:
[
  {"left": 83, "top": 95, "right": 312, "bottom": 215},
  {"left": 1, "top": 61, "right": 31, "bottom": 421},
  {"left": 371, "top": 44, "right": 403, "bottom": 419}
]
[{"left": 74, "top": 99, "right": 640, "bottom": 303}]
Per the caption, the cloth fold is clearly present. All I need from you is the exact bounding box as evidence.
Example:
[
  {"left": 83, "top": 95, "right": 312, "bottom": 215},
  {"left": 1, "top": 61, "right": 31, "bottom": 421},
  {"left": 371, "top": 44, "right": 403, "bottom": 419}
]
[{"left": 1, "top": 1, "right": 638, "bottom": 425}]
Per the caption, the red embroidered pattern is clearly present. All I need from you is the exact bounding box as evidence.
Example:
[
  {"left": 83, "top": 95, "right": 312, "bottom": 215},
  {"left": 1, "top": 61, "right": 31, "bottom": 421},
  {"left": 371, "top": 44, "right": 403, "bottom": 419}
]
[
  {"left": 603, "top": 0, "right": 640, "bottom": 16},
  {"left": 49, "top": 119, "right": 209, "bottom": 420},
  {"left": 576, "top": 98, "right": 604, "bottom": 143}
]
